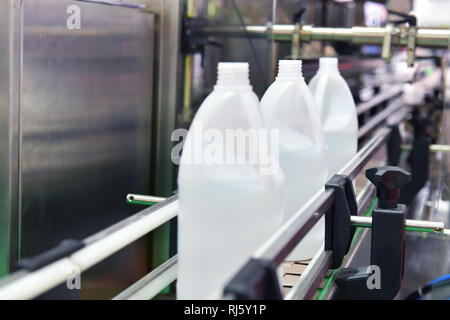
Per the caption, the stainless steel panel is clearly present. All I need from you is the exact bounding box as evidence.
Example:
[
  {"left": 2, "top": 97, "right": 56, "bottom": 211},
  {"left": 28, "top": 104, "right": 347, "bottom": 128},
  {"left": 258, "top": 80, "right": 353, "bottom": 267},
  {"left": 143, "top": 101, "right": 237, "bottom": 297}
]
[
  {"left": 0, "top": 0, "right": 21, "bottom": 276},
  {"left": 17, "top": 0, "right": 155, "bottom": 297}
]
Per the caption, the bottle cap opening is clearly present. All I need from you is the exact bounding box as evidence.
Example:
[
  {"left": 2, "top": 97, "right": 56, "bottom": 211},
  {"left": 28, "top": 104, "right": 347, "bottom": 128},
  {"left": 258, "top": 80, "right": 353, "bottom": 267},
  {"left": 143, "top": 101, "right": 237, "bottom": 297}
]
[
  {"left": 319, "top": 57, "right": 339, "bottom": 72},
  {"left": 216, "top": 62, "right": 250, "bottom": 88},
  {"left": 277, "top": 59, "right": 303, "bottom": 80}
]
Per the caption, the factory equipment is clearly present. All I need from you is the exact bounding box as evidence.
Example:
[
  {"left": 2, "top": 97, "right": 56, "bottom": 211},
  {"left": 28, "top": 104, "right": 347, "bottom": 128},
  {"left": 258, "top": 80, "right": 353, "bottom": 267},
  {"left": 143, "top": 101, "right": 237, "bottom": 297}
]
[{"left": 0, "top": 0, "right": 448, "bottom": 301}]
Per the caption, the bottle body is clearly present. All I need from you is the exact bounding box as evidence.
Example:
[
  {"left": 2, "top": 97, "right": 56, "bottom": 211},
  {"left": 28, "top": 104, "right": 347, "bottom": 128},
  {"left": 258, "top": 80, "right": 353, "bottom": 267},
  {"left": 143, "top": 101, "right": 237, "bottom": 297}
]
[
  {"left": 309, "top": 58, "right": 358, "bottom": 177},
  {"left": 177, "top": 63, "right": 285, "bottom": 299},
  {"left": 260, "top": 60, "right": 328, "bottom": 261}
]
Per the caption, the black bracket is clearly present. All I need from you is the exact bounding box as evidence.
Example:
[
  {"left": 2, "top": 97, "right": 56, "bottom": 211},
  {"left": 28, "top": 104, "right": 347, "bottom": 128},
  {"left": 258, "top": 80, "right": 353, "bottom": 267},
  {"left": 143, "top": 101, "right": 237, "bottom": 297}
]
[
  {"left": 335, "top": 204, "right": 406, "bottom": 299},
  {"left": 388, "top": 10, "right": 417, "bottom": 27},
  {"left": 335, "top": 166, "right": 410, "bottom": 300},
  {"left": 181, "top": 17, "right": 222, "bottom": 67},
  {"left": 223, "top": 258, "right": 282, "bottom": 300},
  {"left": 387, "top": 124, "right": 402, "bottom": 166},
  {"left": 399, "top": 113, "right": 431, "bottom": 204},
  {"left": 325, "top": 174, "right": 358, "bottom": 269},
  {"left": 16, "top": 239, "right": 84, "bottom": 271}
]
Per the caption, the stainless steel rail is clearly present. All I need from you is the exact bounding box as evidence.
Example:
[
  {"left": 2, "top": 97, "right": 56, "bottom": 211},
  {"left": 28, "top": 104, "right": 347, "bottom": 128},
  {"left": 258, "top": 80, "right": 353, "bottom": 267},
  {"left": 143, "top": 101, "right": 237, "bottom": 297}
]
[
  {"left": 351, "top": 216, "right": 445, "bottom": 231},
  {"left": 0, "top": 125, "right": 393, "bottom": 299},
  {"left": 126, "top": 194, "right": 166, "bottom": 204},
  {"left": 285, "top": 181, "right": 376, "bottom": 300},
  {"left": 0, "top": 89, "right": 408, "bottom": 299},
  {"left": 112, "top": 255, "right": 177, "bottom": 300},
  {"left": 356, "top": 86, "right": 403, "bottom": 116},
  {"left": 358, "top": 97, "right": 404, "bottom": 139},
  {"left": 0, "top": 196, "right": 178, "bottom": 299}
]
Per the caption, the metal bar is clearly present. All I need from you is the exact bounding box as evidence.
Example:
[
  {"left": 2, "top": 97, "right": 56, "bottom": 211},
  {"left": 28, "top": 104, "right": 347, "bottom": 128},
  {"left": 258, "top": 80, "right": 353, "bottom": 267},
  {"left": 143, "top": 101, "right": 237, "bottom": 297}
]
[
  {"left": 112, "top": 255, "right": 177, "bottom": 300},
  {"left": 202, "top": 25, "right": 450, "bottom": 48},
  {"left": 353, "top": 216, "right": 445, "bottom": 230},
  {"left": 401, "top": 144, "right": 450, "bottom": 153},
  {"left": 0, "top": 0, "right": 21, "bottom": 276},
  {"left": 71, "top": 199, "right": 178, "bottom": 271},
  {"left": 0, "top": 196, "right": 179, "bottom": 299},
  {"left": 73, "top": 0, "right": 146, "bottom": 10},
  {"left": 151, "top": 0, "right": 182, "bottom": 274},
  {"left": 254, "top": 189, "right": 334, "bottom": 264},
  {"left": 285, "top": 247, "right": 332, "bottom": 300},
  {"left": 83, "top": 195, "right": 177, "bottom": 245},
  {"left": 0, "top": 258, "right": 78, "bottom": 300},
  {"left": 358, "top": 97, "right": 404, "bottom": 139},
  {"left": 356, "top": 86, "right": 403, "bottom": 116},
  {"left": 126, "top": 194, "right": 166, "bottom": 205},
  {"left": 350, "top": 216, "right": 445, "bottom": 233}
]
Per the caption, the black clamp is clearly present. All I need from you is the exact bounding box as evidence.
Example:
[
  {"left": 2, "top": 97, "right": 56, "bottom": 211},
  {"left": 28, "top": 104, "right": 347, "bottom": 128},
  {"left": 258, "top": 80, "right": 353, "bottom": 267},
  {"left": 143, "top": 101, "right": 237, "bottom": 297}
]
[
  {"left": 335, "top": 166, "right": 411, "bottom": 300},
  {"left": 325, "top": 175, "right": 358, "bottom": 269},
  {"left": 223, "top": 258, "right": 282, "bottom": 300}
]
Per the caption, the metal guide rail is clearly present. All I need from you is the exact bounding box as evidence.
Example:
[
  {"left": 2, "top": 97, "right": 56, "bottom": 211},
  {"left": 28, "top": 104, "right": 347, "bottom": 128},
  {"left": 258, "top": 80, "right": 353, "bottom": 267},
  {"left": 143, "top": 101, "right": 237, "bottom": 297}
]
[
  {"left": 200, "top": 24, "right": 450, "bottom": 48},
  {"left": 197, "top": 23, "right": 450, "bottom": 66},
  {"left": 0, "top": 116, "right": 401, "bottom": 300},
  {"left": 0, "top": 87, "right": 445, "bottom": 300},
  {"left": 220, "top": 126, "right": 394, "bottom": 300},
  {"left": 114, "top": 125, "right": 395, "bottom": 300}
]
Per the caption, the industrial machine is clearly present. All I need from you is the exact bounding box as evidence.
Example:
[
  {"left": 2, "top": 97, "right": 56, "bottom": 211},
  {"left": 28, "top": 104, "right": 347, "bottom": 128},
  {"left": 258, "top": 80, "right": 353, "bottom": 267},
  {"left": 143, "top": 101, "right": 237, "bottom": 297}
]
[{"left": 0, "top": 0, "right": 449, "bottom": 300}]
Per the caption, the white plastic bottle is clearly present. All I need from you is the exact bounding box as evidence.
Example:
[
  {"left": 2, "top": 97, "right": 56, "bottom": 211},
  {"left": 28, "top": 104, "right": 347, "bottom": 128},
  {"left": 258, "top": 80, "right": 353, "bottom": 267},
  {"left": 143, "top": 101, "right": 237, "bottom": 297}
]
[
  {"left": 309, "top": 57, "right": 358, "bottom": 177},
  {"left": 260, "top": 60, "right": 328, "bottom": 261},
  {"left": 177, "top": 62, "right": 285, "bottom": 299}
]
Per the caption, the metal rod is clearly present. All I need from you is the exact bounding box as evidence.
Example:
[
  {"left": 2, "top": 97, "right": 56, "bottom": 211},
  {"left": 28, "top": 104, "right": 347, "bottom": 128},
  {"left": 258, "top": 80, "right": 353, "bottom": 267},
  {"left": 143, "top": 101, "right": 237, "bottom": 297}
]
[
  {"left": 73, "top": 0, "right": 146, "bottom": 10},
  {"left": 401, "top": 144, "right": 450, "bottom": 153},
  {"left": 358, "top": 97, "right": 404, "bottom": 139},
  {"left": 202, "top": 25, "right": 450, "bottom": 48},
  {"left": 112, "top": 255, "right": 177, "bottom": 300},
  {"left": 350, "top": 216, "right": 445, "bottom": 233},
  {"left": 254, "top": 188, "right": 333, "bottom": 264},
  {"left": 126, "top": 194, "right": 167, "bottom": 205},
  {"left": 0, "top": 196, "right": 179, "bottom": 299},
  {"left": 0, "top": 258, "right": 78, "bottom": 300},
  {"left": 285, "top": 247, "right": 331, "bottom": 300},
  {"left": 356, "top": 86, "right": 403, "bottom": 116}
]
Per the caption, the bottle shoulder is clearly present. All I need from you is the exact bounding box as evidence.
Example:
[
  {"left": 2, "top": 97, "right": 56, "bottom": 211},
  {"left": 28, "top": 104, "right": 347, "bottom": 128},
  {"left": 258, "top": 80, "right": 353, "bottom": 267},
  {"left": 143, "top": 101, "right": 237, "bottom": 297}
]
[
  {"left": 261, "top": 80, "right": 314, "bottom": 109},
  {"left": 312, "top": 74, "right": 355, "bottom": 106},
  {"left": 192, "top": 89, "right": 261, "bottom": 128}
]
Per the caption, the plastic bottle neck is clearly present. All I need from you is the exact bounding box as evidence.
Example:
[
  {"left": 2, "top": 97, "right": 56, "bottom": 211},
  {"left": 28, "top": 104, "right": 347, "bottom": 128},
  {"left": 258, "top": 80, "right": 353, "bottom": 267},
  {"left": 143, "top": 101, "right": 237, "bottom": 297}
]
[
  {"left": 215, "top": 62, "right": 251, "bottom": 89},
  {"left": 318, "top": 57, "right": 339, "bottom": 74},
  {"left": 276, "top": 60, "right": 304, "bottom": 81}
]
